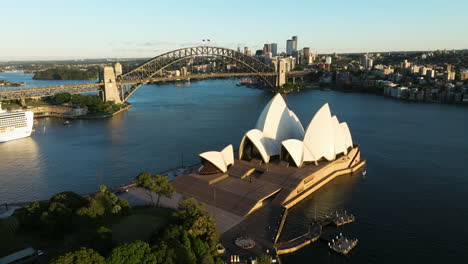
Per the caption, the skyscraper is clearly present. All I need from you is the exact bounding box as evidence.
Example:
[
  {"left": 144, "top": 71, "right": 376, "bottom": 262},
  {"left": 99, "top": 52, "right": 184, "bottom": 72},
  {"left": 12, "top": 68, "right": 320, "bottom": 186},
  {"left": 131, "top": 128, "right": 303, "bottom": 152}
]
[
  {"left": 244, "top": 47, "right": 251, "bottom": 56},
  {"left": 303, "top": 47, "right": 310, "bottom": 64},
  {"left": 286, "top": 36, "right": 298, "bottom": 56},
  {"left": 292, "top": 36, "right": 298, "bottom": 51},
  {"left": 271, "top": 43, "right": 278, "bottom": 57},
  {"left": 286, "top": 40, "right": 294, "bottom": 56},
  {"left": 263, "top": 43, "right": 272, "bottom": 54}
]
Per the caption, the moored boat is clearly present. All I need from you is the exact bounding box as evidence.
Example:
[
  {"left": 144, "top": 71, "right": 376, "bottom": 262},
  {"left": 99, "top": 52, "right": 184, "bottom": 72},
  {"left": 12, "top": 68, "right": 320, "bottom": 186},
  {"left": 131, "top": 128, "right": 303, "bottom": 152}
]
[{"left": 0, "top": 103, "right": 34, "bottom": 142}]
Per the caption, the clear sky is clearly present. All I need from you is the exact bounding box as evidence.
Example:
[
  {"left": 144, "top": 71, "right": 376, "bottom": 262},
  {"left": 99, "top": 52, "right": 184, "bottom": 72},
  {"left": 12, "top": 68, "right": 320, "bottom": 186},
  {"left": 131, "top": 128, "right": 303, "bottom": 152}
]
[{"left": 1, "top": 0, "right": 467, "bottom": 60}]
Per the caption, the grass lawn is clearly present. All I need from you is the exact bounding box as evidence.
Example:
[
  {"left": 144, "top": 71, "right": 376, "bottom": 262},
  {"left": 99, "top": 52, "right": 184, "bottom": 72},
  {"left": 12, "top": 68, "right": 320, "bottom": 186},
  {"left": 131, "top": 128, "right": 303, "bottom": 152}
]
[{"left": 111, "top": 207, "right": 174, "bottom": 243}]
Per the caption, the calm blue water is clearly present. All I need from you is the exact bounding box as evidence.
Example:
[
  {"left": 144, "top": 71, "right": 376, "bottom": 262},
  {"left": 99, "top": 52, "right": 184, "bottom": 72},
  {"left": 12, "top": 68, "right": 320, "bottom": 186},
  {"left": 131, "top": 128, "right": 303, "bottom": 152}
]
[
  {"left": 0, "top": 71, "right": 97, "bottom": 89},
  {"left": 1, "top": 72, "right": 468, "bottom": 263}
]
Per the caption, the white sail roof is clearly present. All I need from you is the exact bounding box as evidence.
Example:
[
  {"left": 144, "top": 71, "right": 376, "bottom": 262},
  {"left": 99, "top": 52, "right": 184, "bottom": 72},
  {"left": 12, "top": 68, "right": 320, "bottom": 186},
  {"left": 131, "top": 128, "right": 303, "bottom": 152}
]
[
  {"left": 340, "top": 122, "right": 353, "bottom": 150},
  {"left": 199, "top": 144, "right": 235, "bottom": 173},
  {"left": 332, "top": 116, "right": 348, "bottom": 156},
  {"left": 255, "top": 94, "right": 304, "bottom": 142},
  {"left": 281, "top": 104, "right": 355, "bottom": 167},
  {"left": 281, "top": 139, "right": 305, "bottom": 167},
  {"left": 239, "top": 94, "right": 304, "bottom": 163},
  {"left": 303, "top": 103, "right": 335, "bottom": 162}
]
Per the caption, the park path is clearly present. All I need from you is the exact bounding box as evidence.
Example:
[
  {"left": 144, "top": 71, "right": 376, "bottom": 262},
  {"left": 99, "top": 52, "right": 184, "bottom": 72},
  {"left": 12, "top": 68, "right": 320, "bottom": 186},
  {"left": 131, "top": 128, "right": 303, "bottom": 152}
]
[{"left": 117, "top": 186, "right": 245, "bottom": 234}]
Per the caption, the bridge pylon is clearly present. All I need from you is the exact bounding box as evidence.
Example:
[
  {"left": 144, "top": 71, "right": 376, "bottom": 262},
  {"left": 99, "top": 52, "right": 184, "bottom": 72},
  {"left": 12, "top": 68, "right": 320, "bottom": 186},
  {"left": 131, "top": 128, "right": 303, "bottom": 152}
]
[
  {"left": 275, "top": 59, "right": 286, "bottom": 87},
  {"left": 100, "top": 66, "right": 122, "bottom": 103}
]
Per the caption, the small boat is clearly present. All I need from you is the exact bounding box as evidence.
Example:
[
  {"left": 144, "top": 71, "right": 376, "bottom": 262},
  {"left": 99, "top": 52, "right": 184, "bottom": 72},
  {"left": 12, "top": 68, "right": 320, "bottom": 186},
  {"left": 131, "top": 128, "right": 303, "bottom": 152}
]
[{"left": 63, "top": 120, "right": 70, "bottom": 125}]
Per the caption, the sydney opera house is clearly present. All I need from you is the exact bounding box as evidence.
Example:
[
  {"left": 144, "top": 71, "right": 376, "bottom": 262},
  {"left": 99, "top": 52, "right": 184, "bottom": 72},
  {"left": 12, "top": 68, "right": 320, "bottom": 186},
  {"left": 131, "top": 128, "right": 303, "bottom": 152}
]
[{"left": 173, "top": 94, "right": 365, "bottom": 216}]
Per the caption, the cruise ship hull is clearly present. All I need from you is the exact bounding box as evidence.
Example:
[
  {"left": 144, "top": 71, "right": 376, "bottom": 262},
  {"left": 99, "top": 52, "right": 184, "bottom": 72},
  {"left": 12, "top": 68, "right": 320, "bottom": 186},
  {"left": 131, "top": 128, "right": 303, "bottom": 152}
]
[
  {"left": 0, "top": 128, "right": 33, "bottom": 142},
  {"left": 0, "top": 111, "right": 34, "bottom": 143}
]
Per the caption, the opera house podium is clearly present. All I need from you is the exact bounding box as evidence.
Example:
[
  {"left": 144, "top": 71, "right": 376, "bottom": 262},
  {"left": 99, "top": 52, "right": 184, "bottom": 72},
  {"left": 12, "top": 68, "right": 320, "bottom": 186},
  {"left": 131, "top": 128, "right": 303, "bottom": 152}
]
[{"left": 173, "top": 94, "right": 366, "bottom": 217}]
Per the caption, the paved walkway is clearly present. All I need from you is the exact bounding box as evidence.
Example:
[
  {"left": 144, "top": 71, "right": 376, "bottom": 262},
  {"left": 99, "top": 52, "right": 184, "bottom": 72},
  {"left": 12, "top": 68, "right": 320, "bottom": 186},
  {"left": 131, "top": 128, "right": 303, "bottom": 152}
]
[{"left": 117, "top": 186, "right": 245, "bottom": 234}]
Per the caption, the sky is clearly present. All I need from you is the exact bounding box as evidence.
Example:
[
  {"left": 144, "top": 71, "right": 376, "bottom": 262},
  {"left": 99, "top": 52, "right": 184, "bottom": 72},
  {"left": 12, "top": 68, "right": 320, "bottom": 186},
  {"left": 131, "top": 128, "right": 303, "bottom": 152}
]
[{"left": 1, "top": 0, "right": 467, "bottom": 61}]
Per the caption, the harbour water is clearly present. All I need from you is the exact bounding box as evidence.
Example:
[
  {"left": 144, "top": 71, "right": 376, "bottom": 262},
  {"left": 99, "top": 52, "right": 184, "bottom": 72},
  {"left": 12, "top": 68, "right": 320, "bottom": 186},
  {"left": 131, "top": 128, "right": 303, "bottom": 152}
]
[{"left": 1, "top": 72, "right": 468, "bottom": 262}]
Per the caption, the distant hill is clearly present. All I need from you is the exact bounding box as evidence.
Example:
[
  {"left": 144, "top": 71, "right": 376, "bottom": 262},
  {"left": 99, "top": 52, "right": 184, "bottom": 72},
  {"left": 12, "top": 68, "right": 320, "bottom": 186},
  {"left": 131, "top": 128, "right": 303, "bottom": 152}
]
[{"left": 33, "top": 68, "right": 98, "bottom": 80}]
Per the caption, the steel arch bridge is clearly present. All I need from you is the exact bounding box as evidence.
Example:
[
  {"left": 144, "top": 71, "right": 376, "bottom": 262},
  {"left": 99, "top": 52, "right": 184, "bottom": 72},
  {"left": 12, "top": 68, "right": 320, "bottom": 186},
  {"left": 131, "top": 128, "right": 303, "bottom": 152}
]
[{"left": 119, "top": 46, "right": 276, "bottom": 100}]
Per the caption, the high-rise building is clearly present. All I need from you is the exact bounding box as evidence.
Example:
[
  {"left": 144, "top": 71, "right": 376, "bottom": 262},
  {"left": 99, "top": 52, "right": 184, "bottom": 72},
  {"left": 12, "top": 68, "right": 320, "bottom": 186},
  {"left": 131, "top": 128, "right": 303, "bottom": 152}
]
[
  {"left": 426, "top": 69, "right": 435, "bottom": 79},
  {"left": 444, "top": 64, "right": 453, "bottom": 72},
  {"left": 263, "top": 43, "right": 272, "bottom": 54},
  {"left": 286, "top": 36, "right": 298, "bottom": 56},
  {"left": 325, "top": 56, "right": 332, "bottom": 71},
  {"left": 293, "top": 50, "right": 302, "bottom": 65},
  {"left": 292, "top": 36, "right": 298, "bottom": 51},
  {"left": 419, "top": 67, "right": 428, "bottom": 76},
  {"left": 244, "top": 47, "right": 251, "bottom": 56},
  {"left": 401, "top": 60, "right": 411, "bottom": 69},
  {"left": 444, "top": 71, "right": 456, "bottom": 81},
  {"left": 286, "top": 40, "right": 294, "bottom": 56},
  {"left": 460, "top": 70, "right": 468, "bottom": 80},
  {"left": 271, "top": 43, "right": 278, "bottom": 57},
  {"left": 264, "top": 52, "right": 273, "bottom": 64}
]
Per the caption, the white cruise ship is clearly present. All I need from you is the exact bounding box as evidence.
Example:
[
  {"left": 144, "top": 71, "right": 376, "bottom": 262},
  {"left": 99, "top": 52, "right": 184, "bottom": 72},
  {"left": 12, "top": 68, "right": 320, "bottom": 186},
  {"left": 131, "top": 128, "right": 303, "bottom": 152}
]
[{"left": 0, "top": 103, "right": 34, "bottom": 142}]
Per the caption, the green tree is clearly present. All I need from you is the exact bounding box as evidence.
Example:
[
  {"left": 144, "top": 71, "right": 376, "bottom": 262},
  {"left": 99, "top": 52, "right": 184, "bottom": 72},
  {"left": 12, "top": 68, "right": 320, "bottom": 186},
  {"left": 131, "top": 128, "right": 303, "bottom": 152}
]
[
  {"left": 92, "top": 226, "right": 113, "bottom": 254},
  {"left": 53, "top": 92, "right": 72, "bottom": 105},
  {"left": 173, "top": 197, "right": 219, "bottom": 250},
  {"left": 50, "top": 248, "right": 105, "bottom": 264},
  {"left": 106, "top": 240, "right": 157, "bottom": 264},
  {"left": 135, "top": 172, "right": 174, "bottom": 207},
  {"left": 76, "top": 185, "right": 130, "bottom": 218},
  {"left": 257, "top": 254, "right": 272, "bottom": 264}
]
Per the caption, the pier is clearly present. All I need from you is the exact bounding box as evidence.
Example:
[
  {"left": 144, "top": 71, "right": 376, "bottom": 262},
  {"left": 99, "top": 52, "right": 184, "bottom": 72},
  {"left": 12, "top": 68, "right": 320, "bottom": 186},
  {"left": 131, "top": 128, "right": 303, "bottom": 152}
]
[
  {"left": 324, "top": 233, "right": 358, "bottom": 255},
  {"left": 274, "top": 210, "right": 358, "bottom": 256}
]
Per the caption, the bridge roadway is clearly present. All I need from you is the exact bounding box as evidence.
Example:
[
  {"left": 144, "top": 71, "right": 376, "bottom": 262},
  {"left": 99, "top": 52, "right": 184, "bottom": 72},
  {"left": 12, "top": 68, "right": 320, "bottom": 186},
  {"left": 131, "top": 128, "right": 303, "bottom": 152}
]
[{"left": 0, "top": 71, "right": 311, "bottom": 100}]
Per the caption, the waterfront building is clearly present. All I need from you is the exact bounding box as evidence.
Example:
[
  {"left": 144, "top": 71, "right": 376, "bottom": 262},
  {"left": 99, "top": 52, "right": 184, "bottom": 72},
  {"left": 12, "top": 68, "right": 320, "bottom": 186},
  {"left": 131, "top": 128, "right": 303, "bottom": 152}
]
[
  {"left": 271, "top": 43, "right": 278, "bottom": 57},
  {"left": 173, "top": 94, "right": 365, "bottom": 217},
  {"left": 180, "top": 67, "right": 188, "bottom": 76}
]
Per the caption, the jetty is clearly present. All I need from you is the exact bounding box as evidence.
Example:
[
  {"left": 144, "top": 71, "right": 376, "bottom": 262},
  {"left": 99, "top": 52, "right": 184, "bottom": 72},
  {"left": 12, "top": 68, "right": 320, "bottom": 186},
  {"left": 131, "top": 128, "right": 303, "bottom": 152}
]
[
  {"left": 275, "top": 222, "right": 322, "bottom": 255},
  {"left": 274, "top": 210, "right": 357, "bottom": 256},
  {"left": 326, "top": 233, "right": 358, "bottom": 255}
]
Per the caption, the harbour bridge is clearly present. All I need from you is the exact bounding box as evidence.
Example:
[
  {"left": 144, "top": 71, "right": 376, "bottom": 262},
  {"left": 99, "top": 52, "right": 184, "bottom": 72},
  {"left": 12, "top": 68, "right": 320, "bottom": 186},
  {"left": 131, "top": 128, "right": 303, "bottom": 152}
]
[{"left": 0, "top": 46, "right": 311, "bottom": 103}]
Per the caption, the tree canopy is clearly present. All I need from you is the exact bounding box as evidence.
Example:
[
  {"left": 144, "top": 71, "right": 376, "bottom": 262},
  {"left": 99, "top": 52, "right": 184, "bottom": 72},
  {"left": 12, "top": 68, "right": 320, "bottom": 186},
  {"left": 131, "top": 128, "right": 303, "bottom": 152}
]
[
  {"left": 50, "top": 248, "right": 105, "bottom": 264},
  {"left": 135, "top": 172, "right": 174, "bottom": 207},
  {"left": 106, "top": 241, "right": 157, "bottom": 264}
]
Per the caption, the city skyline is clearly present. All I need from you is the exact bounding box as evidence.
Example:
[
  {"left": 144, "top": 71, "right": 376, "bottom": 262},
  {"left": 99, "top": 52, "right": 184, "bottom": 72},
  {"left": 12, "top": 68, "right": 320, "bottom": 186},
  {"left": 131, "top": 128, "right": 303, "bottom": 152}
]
[{"left": 1, "top": 0, "right": 468, "bottom": 61}]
